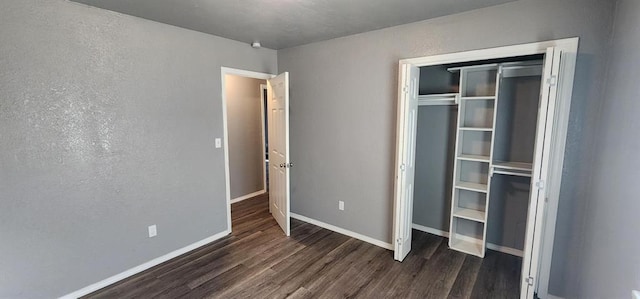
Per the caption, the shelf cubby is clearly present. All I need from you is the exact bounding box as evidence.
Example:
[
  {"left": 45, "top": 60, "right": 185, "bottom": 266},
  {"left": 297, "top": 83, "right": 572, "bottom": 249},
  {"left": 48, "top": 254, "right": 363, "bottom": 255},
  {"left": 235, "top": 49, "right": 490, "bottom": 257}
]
[
  {"left": 452, "top": 189, "right": 487, "bottom": 222},
  {"left": 459, "top": 131, "right": 492, "bottom": 159},
  {"left": 449, "top": 217, "right": 485, "bottom": 257},
  {"left": 461, "top": 99, "right": 495, "bottom": 128},
  {"left": 461, "top": 67, "right": 498, "bottom": 97}
]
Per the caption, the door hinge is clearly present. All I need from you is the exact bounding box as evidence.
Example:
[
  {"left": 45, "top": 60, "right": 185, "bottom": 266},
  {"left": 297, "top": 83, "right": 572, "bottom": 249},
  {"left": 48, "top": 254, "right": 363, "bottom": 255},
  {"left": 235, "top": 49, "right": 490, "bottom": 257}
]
[
  {"left": 402, "top": 85, "right": 409, "bottom": 94},
  {"left": 525, "top": 276, "right": 535, "bottom": 286},
  {"left": 535, "top": 180, "right": 545, "bottom": 190},
  {"left": 396, "top": 238, "right": 402, "bottom": 245},
  {"left": 546, "top": 75, "right": 557, "bottom": 86},
  {"left": 400, "top": 163, "right": 406, "bottom": 171}
]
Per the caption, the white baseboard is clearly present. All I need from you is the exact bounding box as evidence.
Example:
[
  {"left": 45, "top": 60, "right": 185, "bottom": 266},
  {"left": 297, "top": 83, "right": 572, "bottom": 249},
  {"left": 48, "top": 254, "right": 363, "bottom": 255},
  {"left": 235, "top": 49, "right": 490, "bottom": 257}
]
[
  {"left": 413, "top": 223, "right": 450, "bottom": 238},
  {"left": 59, "top": 230, "right": 230, "bottom": 299},
  {"left": 290, "top": 213, "right": 394, "bottom": 250},
  {"left": 230, "top": 190, "right": 266, "bottom": 204},
  {"left": 487, "top": 243, "right": 524, "bottom": 257},
  {"left": 411, "top": 223, "right": 523, "bottom": 257}
]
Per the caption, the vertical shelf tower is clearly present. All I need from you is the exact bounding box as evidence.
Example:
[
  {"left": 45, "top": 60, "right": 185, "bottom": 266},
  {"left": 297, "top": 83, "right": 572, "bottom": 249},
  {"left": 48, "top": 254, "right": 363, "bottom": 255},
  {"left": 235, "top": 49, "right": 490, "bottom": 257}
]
[{"left": 448, "top": 64, "right": 501, "bottom": 257}]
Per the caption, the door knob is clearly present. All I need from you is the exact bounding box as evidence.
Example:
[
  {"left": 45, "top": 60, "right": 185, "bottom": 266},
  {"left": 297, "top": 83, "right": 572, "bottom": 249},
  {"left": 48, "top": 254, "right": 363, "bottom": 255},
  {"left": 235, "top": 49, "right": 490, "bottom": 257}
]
[{"left": 279, "top": 163, "right": 284, "bottom": 168}]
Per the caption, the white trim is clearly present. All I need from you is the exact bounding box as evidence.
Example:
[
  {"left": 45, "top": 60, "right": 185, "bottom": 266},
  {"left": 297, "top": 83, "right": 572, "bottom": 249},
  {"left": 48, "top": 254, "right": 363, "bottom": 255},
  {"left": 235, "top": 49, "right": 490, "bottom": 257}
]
[
  {"left": 400, "top": 38, "right": 578, "bottom": 67},
  {"left": 260, "top": 83, "right": 268, "bottom": 193},
  {"left": 487, "top": 243, "right": 524, "bottom": 258},
  {"left": 291, "top": 213, "right": 394, "bottom": 250},
  {"left": 59, "top": 230, "right": 230, "bottom": 299},
  {"left": 412, "top": 224, "right": 523, "bottom": 257},
  {"left": 221, "top": 67, "right": 276, "bottom": 81},
  {"left": 221, "top": 67, "right": 275, "bottom": 233},
  {"left": 230, "top": 190, "right": 266, "bottom": 204}
]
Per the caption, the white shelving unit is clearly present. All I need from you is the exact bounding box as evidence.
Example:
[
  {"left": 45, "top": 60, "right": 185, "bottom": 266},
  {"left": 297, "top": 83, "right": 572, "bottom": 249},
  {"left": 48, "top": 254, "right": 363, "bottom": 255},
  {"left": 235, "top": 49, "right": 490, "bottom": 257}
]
[{"left": 448, "top": 64, "right": 501, "bottom": 258}]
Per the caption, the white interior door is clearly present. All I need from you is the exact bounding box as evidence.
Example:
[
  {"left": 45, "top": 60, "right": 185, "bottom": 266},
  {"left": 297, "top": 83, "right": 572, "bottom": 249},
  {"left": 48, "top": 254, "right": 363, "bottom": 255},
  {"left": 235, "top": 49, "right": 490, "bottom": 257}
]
[
  {"left": 393, "top": 63, "right": 420, "bottom": 261},
  {"left": 521, "top": 47, "right": 562, "bottom": 298},
  {"left": 267, "top": 72, "right": 290, "bottom": 236}
]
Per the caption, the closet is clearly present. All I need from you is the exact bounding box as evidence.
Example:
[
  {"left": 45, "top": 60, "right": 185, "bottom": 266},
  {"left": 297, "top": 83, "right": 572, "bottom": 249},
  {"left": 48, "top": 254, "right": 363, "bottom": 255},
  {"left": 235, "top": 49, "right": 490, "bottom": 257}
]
[
  {"left": 393, "top": 39, "right": 579, "bottom": 299},
  {"left": 411, "top": 55, "right": 544, "bottom": 259}
]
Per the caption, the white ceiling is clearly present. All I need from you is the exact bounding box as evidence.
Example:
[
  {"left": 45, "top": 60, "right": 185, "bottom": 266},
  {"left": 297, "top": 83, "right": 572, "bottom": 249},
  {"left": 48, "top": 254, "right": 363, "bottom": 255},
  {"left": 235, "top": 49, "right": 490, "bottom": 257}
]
[{"left": 71, "top": 0, "right": 516, "bottom": 49}]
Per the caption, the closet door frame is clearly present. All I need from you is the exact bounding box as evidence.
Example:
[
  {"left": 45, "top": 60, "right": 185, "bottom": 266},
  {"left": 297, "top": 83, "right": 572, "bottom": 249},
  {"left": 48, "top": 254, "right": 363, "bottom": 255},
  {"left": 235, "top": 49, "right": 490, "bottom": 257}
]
[{"left": 392, "top": 37, "right": 579, "bottom": 299}]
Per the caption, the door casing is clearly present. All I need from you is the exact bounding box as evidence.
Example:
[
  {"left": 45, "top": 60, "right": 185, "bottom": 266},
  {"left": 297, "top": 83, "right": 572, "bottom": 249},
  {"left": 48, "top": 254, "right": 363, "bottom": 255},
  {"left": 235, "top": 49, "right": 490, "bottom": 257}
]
[{"left": 220, "top": 67, "right": 276, "bottom": 232}]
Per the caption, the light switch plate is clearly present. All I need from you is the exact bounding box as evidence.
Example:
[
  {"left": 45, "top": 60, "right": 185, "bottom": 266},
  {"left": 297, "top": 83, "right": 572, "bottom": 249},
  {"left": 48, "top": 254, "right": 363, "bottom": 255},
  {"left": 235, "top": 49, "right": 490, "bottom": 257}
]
[
  {"left": 339, "top": 201, "right": 345, "bottom": 211},
  {"left": 215, "top": 138, "right": 222, "bottom": 148},
  {"left": 148, "top": 225, "right": 157, "bottom": 238}
]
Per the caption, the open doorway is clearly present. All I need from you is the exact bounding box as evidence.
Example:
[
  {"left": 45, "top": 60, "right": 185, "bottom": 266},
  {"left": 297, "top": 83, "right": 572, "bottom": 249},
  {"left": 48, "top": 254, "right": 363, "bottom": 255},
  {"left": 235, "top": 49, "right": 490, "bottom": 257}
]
[
  {"left": 221, "top": 67, "right": 291, "bottom": 237},
  {"left": 225, "top": 74, "right": 268, "bottom": 204}
]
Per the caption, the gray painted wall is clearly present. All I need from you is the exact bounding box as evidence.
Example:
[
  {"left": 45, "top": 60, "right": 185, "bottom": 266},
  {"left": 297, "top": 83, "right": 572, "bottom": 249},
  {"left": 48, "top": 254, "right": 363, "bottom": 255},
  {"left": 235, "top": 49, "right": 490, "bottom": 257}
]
[
  {"left": 578, "top": 0, "right": 640, "bottom": 297},
  {"left": 0, "top": 1, "right": 276, "bottom": 298},
  {"left": 277, "top": 0, "right": 615, "bottom": 297},
  {"left": 413, "top": 106, "right": 456, "bottom": 232},
  {"left": 225, "top": 75, "right": 267, "bottom": 199}
]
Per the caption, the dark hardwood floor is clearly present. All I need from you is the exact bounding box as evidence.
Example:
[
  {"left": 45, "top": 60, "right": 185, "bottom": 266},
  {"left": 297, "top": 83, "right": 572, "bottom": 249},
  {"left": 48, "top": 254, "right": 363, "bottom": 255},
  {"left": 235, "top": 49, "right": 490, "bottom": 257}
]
[{"left": 85, "top": 194, "right": 521, "bottom": 298}]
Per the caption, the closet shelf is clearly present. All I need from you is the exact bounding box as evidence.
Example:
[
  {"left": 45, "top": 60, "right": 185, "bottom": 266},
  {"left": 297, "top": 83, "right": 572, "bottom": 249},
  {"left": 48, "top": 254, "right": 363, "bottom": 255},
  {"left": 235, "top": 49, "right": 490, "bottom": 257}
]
[
  {"left": 460, "top": 96, "right": 496, "bottom": 101},
  {"left": 418, "top": 93, "right": 458, "bottom": 99},
  {"left": 492, "top": 161, "right": 532, "bottom": 171},
  {"left": 459, "top": 127, "right": 493, "bottom": 132},
  {"left": 452, "top": 207, "right": 486, "bottom": 222},
  {"left": 458, "top": 154, "right": 490, "bottom": 163},
  {"left": 418, "top": 93, "right": 458, "bottom": 106},
  {"left": 455, "top": 182, "right": 488, "bottom": 193},
  {"left": 450, "top": 237, "right": 484, "bottom": 257}
]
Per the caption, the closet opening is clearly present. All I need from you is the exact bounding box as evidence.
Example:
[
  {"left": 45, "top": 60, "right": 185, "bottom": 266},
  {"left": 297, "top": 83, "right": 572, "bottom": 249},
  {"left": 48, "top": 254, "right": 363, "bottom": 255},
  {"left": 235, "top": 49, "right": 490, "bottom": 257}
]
[
  {"left": 415, "top": 54, "right": 544, "bottom": 256},
  {"left": 392, "top": 39, "right": 579, "bottom": 299}
]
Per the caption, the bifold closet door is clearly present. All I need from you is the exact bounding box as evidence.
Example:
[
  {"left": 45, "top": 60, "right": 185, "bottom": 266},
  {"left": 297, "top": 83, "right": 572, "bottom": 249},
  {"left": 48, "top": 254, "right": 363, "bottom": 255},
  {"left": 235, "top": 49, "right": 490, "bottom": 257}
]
[
  {"left": 393, "top": 63, "right": 420, "bottom": 261},
  {"left": 520, "top": 47, "right": 562, "bottom": 299}
]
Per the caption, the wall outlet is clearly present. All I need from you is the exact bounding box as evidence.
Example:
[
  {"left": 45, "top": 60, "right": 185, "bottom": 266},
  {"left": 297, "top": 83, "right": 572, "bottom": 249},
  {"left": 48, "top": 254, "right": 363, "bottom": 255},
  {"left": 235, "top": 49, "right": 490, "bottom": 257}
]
[
  {"left": 215, "top": 138, "right": 222, "bottom": 148},
  {"left": 338, "top": 201, "right": 345, "bottom": 211},
  {"left": 148, "top": 225, "right": 157, "bottom": 238}
]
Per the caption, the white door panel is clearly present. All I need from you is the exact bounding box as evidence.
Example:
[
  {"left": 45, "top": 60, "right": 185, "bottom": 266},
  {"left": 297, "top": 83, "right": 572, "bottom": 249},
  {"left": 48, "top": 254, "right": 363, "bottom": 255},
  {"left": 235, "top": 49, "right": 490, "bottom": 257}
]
[
  {"left": 393, "top": 64, "right": 420, "bottom": 261},
  {"left": 521, "top": 47, "right": 561, "bottom": 299},
  {"left": 268, "top": 72, "right": 290, "bottom": 236}
]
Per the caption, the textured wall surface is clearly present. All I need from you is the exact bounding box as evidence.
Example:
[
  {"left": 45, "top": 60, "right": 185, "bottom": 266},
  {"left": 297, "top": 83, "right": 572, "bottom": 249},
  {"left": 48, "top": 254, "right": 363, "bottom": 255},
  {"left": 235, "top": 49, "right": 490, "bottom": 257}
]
[
  {"left": 277, "top": 0, "right": 615, "bottom": 297},
  {"left": 578, "top": 0, "right": 640, "bottom": 297},
  {"left": 225, "top": 75, "right": 267, "bottom": 199},
  {"left": 0, "top": 1, "right": 276, "bottom": 297}
]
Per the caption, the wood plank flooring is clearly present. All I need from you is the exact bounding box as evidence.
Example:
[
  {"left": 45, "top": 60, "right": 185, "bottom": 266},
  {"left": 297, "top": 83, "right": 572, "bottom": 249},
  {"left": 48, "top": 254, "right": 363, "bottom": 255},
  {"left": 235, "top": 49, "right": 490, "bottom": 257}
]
[{"left": 85, "top": 194, "right": 521, "bottom": 298}]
